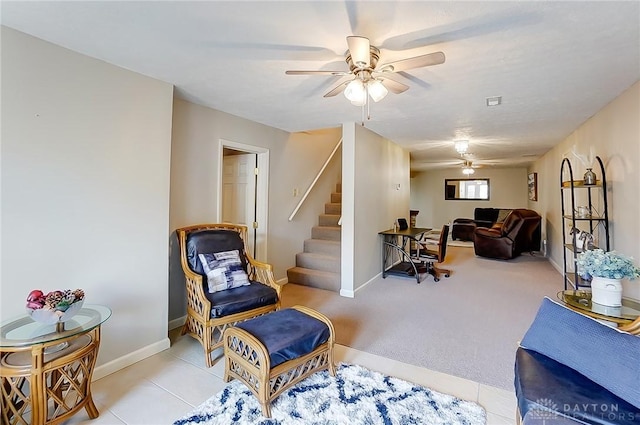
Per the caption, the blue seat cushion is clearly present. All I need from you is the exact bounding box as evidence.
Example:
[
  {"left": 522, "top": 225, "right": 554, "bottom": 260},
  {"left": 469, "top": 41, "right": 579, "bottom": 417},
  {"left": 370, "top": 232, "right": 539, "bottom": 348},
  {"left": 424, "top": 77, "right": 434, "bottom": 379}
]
[
  {"left": 236, "top": 308, "right": 330, "bottom": 368},
  {"left": 515, "top": 347, "right": 640, "bottom": 424},
  {"left": 205, "top": 282, "right": 277, "bottom": 318},
  {"left": 520, "top": 297, "right": 640, "bottom": 409}
]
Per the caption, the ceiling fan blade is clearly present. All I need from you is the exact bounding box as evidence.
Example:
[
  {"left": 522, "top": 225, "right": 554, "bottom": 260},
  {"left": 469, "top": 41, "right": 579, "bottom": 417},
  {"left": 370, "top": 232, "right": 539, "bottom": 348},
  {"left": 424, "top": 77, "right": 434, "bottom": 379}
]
[
  {"left": 323, "top": 78, "right": 352, "bottom": 97},
  {"left": 285, "top": 70, "right": 350, "bottom": 76},
  {"left": 378, "top": 51, "right": 445, "bottom": 73},
  {"left": 346, "top": 36, "right": 370, "bottom": 68},
  {"left": 379, "top": 78, "right": 409, "bottom": 94}
]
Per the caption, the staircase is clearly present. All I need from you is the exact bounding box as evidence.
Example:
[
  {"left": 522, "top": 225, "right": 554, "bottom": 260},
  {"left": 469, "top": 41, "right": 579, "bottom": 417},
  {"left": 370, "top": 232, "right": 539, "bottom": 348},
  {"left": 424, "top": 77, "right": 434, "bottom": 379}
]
[{"left": 286, "top": 184, "right": 341, "bottom": 292}]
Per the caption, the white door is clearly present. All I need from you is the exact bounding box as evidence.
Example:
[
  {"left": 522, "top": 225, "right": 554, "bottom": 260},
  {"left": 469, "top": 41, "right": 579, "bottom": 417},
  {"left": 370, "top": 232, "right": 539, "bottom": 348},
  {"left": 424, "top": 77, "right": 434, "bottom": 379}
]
[{"left": 222, "top": 154, "right": 257, "bottom": 256}]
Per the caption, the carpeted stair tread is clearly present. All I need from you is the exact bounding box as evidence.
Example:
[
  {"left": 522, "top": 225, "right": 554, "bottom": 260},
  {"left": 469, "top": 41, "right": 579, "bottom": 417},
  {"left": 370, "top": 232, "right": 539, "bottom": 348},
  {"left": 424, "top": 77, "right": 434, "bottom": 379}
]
[
  {"left": 304, "top": 239, "right": 341, "bottom": 256},
  {"left": 311, "top": 226, "right": 341, "bottom": 241},
  {"left": 324, "top": 203, "right": 341, "bottom": 215},
  {"left": 318, "top": 214, "right": 341, "bottom": 227},
  {"left": 330, "top": 192, "right": 342, "bottom": 203},
  {"left": 286, "top": 267, "right": 340, "bottom": 292},
  {"left": 295, "top": 252, "right": 341, "bottom": 273}
]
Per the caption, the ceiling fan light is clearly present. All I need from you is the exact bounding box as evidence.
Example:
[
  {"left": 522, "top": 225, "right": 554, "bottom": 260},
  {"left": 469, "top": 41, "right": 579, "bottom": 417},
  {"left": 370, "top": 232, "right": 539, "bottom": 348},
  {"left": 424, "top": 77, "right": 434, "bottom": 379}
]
[
  {"left": 462, "top": 167, "right": 475, "bottom": 175},
  {"left": 368, "top": 80, "right": 388, "bottom": 102},
  {"left": 344, "top": 80, "right": 366, "bottom": 104},
  {"left": 455, "top": 140, "right": 469, "bottom": 154}
]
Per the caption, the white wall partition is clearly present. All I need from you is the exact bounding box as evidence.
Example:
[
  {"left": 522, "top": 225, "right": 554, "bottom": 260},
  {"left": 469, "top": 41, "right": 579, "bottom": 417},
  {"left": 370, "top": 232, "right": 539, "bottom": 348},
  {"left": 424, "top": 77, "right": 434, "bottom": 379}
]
[
  {"left": 341, "top": 123, "right": 411, "bottom": 296},
  {"left": 1, "top": 27, "right": 174, "bottom": 375}
]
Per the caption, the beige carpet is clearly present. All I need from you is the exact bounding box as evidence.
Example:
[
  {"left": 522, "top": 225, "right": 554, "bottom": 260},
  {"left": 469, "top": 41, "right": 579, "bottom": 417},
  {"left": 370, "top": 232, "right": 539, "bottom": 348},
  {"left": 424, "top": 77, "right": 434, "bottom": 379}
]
[{"left": 281, "top": 246, "right": 563, "bottom": 390}]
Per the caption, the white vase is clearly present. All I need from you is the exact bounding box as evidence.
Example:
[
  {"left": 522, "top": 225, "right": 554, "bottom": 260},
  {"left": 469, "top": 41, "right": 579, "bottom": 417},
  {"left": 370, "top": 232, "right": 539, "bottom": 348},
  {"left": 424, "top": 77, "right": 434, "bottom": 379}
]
[{"left": 591, "top": 276, "right": 622, "bottom": 307}]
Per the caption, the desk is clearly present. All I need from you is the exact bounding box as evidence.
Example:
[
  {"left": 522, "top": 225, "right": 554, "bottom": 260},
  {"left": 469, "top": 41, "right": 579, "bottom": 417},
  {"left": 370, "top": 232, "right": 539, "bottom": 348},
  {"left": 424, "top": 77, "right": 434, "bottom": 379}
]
[
  {"left": 558, "top": 290, "right": 640, "bottom": 334},
  {"left": 379, "top": 227, "right": 431, "bottom": 283},
  {"left": 1, "top": 305, "right": 111, "bottom": 425}
]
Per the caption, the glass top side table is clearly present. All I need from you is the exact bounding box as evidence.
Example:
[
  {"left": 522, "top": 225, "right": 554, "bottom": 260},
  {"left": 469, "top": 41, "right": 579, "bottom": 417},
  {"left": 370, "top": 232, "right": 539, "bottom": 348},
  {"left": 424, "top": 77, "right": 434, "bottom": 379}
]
[
  {"left": 1, "top": 304, "right": 111, "bottom": 348},
  {"left": 0, "top": 304, "right": 111, "bottom": 425},
  {"left": 558, "top": 290, "right": 640, "bottom": 335}
]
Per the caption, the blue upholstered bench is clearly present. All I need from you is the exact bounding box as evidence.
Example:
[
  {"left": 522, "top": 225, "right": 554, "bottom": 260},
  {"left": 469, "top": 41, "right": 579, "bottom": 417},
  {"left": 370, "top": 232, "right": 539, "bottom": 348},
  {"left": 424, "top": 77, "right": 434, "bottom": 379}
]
[
  {"left": 515, "top": 297, "right": 640, "bottom": 424},
  {"left": 223, "top": 306, "right": 336, "bottom": 418}
]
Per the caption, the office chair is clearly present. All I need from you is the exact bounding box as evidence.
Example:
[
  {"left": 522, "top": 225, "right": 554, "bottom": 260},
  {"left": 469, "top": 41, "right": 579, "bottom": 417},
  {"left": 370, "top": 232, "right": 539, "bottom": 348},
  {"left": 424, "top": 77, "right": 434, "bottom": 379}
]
[{"left": 418, "top": 224, "right": 451, "bottom": 282}]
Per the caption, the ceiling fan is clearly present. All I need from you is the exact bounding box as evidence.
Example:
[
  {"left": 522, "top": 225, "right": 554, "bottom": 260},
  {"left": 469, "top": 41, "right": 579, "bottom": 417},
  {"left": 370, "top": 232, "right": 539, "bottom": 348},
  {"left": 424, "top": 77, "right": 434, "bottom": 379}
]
[{"left": 285, "top": 36, "right": 445, "bottom": 117}]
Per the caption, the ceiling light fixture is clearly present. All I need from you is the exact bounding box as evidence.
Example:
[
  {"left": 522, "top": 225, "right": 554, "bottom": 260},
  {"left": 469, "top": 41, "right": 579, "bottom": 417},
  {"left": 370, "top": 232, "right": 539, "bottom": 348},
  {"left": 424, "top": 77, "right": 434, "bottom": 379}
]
[
  {"left": 343, "top": 74, "right": 389, "bottom": 123},
  {"left": 454, "top": 140, "right": 469, "bottom": 154},
  {"left": 462, "top": 160, "right": 475, "bottom": 175}
]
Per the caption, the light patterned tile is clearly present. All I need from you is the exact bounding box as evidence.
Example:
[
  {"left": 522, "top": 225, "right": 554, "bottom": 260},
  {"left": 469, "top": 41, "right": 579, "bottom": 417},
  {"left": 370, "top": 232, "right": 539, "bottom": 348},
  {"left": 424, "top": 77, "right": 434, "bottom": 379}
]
[
  {"left": 486, "top": 412, "right": 515, "bottom": 425},
  {"left": 145, "top": 352, "right": 227, "bottom": 406},
  {"left": 58, "top": 408, "right": 126, "bottom": 425},
  {"left": 479, "top": 383, "right": 517, "bottom": 420},
  {"left": 96, "top": 379, "right": 192, "bottom": 425}
]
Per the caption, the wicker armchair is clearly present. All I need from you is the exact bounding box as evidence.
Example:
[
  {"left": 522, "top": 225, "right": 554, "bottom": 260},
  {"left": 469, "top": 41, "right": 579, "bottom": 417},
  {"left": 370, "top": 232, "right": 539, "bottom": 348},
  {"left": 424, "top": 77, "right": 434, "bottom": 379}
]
[{"left": 177, "top": 224, "right": 281, "bottom": 367}]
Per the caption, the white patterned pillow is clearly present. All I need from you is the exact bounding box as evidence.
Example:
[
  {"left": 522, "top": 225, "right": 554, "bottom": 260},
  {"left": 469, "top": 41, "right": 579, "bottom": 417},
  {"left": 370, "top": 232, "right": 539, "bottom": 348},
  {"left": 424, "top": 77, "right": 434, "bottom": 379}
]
[{"left": 198, "top": 250, "right": 250, "bottom": 293}]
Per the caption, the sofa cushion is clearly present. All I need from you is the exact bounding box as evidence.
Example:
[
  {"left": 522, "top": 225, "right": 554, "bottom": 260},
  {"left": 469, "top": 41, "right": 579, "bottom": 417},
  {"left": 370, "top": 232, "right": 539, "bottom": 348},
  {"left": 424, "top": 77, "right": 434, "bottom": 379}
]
[
  {"left": 236, "top": 308, "right": 330, "bottom": 367},
  {"left": 495, "top": 208, "right": 512, "bottom": 224},
  {"left": 204, "top": 282, "right": 278, "bottom": 318},
  {"left": 515, "top": 347, "right": 640, "bottom": 424},
  {"left": 520, "top": 297, "right": 640, "bottom": 409}
]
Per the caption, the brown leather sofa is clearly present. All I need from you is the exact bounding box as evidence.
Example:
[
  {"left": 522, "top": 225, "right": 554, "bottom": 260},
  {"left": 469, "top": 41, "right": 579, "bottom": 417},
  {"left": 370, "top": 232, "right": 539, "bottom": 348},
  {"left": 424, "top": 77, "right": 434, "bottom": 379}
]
[{"left": 473, "top": 209, "right": 542, "bottom": 260}]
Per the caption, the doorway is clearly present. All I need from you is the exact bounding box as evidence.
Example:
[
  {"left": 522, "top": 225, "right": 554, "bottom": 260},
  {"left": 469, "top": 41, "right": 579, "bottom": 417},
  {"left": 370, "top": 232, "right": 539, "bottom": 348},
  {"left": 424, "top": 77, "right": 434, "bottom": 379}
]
[{"left": 218, "top": 139, "right": 269, "bottom": 261}]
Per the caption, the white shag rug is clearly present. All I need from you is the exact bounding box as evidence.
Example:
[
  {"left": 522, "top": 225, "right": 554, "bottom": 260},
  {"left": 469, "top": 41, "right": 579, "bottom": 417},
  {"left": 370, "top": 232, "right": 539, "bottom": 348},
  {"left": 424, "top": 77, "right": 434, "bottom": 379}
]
[{"left": 172, "top": 363, "right": 486, "bottom": 425}]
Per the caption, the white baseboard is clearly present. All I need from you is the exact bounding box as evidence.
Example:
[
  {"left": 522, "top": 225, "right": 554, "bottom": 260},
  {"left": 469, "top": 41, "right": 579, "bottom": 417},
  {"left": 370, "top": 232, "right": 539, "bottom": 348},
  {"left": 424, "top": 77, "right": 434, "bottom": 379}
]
[
  {"left": 548, "top": 256, "right": 562, "bottom": 274},
  {"left": 339, "top": 288, "right": 354, "bottom": 298},
  {"left": 276, "top": 277, "right": 288, "bottom": 286},
  {"left": 93, "top": 338, "right": 171, "bottom": 381},
  {"left": 340, "top": 272, "right": 381, "bottom": 298},
  {"left": 169, "top": 315, "right": 186, "bottom": 331}
]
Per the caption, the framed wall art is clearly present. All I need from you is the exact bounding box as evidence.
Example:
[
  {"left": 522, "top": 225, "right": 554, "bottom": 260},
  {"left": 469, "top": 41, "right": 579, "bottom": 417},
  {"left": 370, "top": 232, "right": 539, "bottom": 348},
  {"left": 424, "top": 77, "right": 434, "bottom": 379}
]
[{"left": 528, "top": 172, "right": 538, "bottom": 201}]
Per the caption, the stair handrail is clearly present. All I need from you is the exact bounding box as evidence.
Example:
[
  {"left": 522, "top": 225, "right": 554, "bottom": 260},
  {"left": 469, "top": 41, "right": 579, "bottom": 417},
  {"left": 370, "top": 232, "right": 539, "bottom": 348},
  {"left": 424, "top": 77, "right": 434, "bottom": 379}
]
[{"left": 288, "top": 138, "right": 342, "bottom": 221}]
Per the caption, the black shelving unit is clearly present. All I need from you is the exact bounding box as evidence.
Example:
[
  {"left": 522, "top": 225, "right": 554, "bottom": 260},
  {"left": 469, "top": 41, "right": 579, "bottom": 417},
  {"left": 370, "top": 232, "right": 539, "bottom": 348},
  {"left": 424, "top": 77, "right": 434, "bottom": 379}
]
[{"left": 560, "top": 156, "right": 610, "bottom": 290}]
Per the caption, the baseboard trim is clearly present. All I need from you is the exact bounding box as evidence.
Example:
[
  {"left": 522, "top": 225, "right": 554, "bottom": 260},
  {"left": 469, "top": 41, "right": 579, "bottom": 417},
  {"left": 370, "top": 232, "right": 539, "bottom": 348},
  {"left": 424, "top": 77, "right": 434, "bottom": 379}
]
[
  {"left": 340, "top": 272, "right": 381, "bottom": 298},
  {"left": 339, "top": 288, "right": 354, "bottom": 298},
  {"left": 548, "top": 256, "right": 562, "bottom": 274},
  {"left": 93, "top": 338, "right": 171, "bottom": 381},
  {"left": 276, "top": 277, "right": 288, "bottom": 286},
  {"left": 169, "top": 315, "right": 186, "bottom": 331}
]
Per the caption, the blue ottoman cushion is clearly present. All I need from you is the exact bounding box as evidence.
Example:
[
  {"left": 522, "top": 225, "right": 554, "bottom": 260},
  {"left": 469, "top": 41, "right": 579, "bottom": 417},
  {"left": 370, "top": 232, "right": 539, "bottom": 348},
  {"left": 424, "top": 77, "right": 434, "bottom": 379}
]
[
  {"left": 520, "top": 297, "right": 640, "bottom": 409},
  {"left": 236, "top": 308, "right": 330, "bottom": 367}
]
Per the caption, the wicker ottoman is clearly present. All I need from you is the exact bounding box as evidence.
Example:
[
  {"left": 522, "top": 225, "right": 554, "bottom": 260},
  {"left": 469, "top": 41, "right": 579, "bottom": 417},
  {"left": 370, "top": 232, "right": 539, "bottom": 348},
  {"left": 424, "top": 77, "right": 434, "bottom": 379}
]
[{"left": 222, "top": 305, "right": 336, "bottom": 418}]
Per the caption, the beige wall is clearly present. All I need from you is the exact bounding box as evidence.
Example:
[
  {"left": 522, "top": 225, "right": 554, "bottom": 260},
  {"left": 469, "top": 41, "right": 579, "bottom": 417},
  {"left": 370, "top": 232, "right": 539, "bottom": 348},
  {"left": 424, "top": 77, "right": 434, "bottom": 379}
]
[
  {"left": 169, "top": 99, "right": 342, "bottom": 319},
  {"left": 341, "top": 123, "right": 411, "bottom": 296},
  {"left": 410, "top": 168, "right": 529, "bottom": 228},
  {"left": 530, "top": 81, "right": 640, "bottom": 300},
  {"left": 1, "top": 27, "right": 174, "bottom": 374}
]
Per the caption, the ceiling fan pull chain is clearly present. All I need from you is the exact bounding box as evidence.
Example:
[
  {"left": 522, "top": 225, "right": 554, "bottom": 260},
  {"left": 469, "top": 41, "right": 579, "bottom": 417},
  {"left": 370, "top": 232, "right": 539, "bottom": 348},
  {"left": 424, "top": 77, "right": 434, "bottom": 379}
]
[{"left": 366, "top": 84, "right": 371, "bottom": 121}]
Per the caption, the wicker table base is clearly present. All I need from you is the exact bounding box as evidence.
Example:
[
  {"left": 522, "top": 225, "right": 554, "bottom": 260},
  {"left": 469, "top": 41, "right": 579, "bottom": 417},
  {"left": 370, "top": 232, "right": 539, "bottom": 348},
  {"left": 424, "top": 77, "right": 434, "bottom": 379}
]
[
  {"left": 1, "top": 305, "right": 110, "bottom": 425},
  {"left": 222, "top": 305, "right": 335, "bottom": 418}
]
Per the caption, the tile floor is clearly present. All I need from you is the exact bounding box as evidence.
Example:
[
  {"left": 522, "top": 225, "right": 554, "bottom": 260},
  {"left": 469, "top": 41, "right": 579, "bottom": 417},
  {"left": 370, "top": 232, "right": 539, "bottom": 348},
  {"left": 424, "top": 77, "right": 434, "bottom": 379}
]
[{"left": 61, "top": 328, "right": 516, "bottom": 425}]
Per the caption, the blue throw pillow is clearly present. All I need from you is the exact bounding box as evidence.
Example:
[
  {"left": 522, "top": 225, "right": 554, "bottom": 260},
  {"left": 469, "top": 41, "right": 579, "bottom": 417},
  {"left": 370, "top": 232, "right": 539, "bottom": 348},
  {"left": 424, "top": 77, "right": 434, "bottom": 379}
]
[
  {"left": 198, "top": 250, "right": 250, "bottom": 293},
  {"left": 520, "top": 297, "right": 640, "bottom": 408}
]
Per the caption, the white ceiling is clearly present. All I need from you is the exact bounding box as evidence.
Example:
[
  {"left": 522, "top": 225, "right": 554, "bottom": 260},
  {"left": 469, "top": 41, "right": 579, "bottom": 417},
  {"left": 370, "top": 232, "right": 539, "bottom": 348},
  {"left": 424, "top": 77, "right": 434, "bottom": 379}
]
[{"left": 2, "top": 1, "right": 639, "bottom": 171}]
